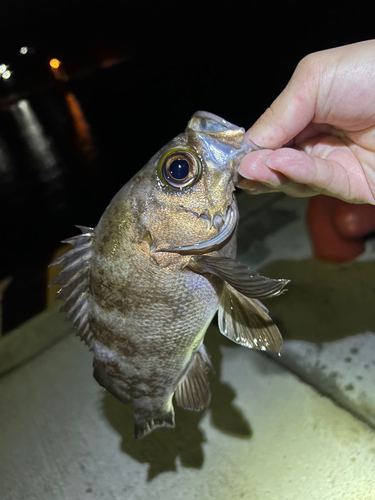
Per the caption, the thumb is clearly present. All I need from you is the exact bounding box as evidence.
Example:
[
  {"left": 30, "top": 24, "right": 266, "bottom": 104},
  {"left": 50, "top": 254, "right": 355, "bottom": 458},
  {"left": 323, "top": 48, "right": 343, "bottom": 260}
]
[{"left": 247, "top": 56, "right": 319, "bottom": 148}]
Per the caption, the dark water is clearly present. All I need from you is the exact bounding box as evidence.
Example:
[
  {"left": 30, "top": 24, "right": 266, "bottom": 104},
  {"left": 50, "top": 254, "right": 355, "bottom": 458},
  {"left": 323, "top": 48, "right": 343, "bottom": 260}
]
[{"left": 0, "top": 1, "right": 374, "bottom": 332}]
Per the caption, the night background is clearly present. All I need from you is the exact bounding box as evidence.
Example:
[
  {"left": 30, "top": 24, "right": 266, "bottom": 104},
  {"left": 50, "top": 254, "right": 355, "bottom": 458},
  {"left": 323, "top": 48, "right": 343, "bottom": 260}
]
[{"left": 0, "top": 0, "right": 373, "bottom": 332}]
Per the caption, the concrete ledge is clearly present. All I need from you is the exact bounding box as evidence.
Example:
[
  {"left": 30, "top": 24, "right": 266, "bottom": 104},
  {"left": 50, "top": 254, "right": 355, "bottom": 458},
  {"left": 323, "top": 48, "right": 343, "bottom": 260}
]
[
  {"left": 0, "top": 304, "right": 69, "bottom": 377},
  {"left": 237, "top": 193, "right": 375, "bottom": 432},
  {"left": 275, "top": 333, "right": 375, "bottom": 429},
  {"left": 1, "top": 321, "right": 375, "bottom": 499}
]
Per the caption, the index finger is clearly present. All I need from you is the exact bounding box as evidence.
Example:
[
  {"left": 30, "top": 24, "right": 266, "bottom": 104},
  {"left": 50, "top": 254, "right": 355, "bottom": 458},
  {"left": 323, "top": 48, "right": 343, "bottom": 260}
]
[{"left": 246, "top": 57, "right": 318, "bottom": 148}]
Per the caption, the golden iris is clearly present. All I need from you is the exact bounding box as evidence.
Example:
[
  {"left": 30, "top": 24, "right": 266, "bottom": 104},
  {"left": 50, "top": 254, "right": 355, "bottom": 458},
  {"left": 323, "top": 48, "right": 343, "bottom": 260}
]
[{"left": 157, "top": 148, "right": 202, "bottom": 189}]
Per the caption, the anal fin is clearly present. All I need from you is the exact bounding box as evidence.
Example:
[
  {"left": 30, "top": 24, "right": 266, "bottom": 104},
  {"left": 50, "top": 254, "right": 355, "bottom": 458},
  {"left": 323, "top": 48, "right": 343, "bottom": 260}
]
[{"left": 174, "top": 344, "right": 214, "bottom": 412}]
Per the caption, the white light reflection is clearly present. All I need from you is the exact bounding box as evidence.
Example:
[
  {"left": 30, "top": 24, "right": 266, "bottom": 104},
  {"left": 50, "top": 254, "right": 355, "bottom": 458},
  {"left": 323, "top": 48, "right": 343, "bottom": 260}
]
[
  {"left": 11, "top": 99, "right": 62, "bottom": 183},
  {"left": 0, "top": 64, "right": 7, "bottom": 74},
  {"left": 19, "top": 46, "right": 28, "bottom": 55},
  {"left": 1, "top": 70, "right": 11, "bottom": 80}
]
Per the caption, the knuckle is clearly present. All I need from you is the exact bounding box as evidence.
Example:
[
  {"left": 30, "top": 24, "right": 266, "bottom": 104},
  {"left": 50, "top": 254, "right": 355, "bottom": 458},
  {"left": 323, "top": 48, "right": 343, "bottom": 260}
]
[{"left": 294, "top": 53, "right": 321, "bottom": 87}]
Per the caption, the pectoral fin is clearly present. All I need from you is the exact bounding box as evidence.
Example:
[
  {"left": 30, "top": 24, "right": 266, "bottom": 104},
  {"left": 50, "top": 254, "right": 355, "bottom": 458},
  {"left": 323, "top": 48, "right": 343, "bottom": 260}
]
[
  {"left": 188, "top": 256, "right": 289, "bottom": 299},
  {"left": 175, "top": 344, "right": 214, "bottom": 411},
  {"left": 218, "top": 283, "right": 283, "bottom": 353}
]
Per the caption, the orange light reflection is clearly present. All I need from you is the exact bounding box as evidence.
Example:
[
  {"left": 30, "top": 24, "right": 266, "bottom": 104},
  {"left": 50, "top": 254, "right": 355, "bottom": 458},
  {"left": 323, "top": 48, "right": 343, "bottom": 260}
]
[{"left": 49, "top": 58, "right": 61, "bottom": 69}]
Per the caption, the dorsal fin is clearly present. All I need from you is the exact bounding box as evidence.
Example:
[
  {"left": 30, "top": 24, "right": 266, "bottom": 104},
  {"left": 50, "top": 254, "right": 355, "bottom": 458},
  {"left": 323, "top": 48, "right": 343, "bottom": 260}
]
[{"left": 49, "top": 226, "right": 95, "bottom": 347}]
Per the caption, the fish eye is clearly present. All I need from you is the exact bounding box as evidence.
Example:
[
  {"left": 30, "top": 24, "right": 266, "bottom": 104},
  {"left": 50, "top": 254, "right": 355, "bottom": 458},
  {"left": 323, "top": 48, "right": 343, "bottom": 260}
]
[{"left": 158, "top": 148, "right": 201, "bottom": 189}]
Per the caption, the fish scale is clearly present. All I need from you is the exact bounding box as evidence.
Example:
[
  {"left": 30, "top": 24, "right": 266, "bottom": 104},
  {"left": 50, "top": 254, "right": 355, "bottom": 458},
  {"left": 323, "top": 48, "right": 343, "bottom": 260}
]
[{"left": 50, "top": 111, "right": 289, "bottom": 438}]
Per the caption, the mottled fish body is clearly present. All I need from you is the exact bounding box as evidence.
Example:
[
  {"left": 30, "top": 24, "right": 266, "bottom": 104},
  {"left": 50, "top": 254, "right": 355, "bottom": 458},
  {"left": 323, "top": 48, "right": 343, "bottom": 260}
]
[{"left": 51, "top": 111, "right": 289, "bottom": 438}]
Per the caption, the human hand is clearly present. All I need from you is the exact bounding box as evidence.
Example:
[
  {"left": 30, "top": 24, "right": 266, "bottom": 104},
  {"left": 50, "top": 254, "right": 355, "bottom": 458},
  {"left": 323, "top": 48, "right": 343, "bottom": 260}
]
[{"left": 238, "top": 40, "right": 375, "bottom": 205}]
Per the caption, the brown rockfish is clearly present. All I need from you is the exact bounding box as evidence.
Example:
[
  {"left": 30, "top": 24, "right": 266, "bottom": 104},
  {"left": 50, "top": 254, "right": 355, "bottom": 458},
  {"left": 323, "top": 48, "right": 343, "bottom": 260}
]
[{"left": 50, "top": 111, "right": 288, "bottom": 438}]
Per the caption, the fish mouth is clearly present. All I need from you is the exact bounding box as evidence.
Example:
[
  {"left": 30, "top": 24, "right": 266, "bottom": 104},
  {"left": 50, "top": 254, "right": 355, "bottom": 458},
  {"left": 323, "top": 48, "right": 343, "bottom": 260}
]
[{"left": 155, "top": 203, "right": 238, "bottom": 255}]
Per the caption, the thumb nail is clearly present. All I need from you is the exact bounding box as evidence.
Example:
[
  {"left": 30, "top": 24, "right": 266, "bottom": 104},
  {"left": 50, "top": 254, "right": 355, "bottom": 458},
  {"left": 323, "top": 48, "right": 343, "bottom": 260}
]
[{"left": 244, "top": 135, "right": 265, "bottom": 151}]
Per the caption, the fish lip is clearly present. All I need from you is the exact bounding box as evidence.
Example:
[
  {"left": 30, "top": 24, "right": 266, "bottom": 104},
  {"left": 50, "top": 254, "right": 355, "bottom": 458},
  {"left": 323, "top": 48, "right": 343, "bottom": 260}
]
[{"left": 154, "top": 203, "right": 238, "bottom": 255}]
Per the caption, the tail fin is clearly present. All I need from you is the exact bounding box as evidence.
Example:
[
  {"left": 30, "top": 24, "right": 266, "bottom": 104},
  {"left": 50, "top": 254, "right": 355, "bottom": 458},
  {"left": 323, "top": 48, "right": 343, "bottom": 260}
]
[{"left": 134, "top": 409, "right": 175, "bottom": 439}]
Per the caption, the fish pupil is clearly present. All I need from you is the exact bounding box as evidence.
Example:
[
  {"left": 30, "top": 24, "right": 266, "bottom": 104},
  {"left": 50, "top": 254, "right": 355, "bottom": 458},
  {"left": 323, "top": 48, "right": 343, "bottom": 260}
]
[{"left": 168, "top": 159, "right": 189, "bottom": 180}]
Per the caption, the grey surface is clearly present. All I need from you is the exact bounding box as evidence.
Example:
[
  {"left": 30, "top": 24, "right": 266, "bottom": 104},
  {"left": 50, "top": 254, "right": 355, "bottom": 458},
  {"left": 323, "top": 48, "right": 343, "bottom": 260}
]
[
  {"left": 237, "top": 193, "right": 375, "bottom": 430},
  {"left": 1, "top": 317, "right": 375, "bottom": 500},
  {"left": 0, "top": 304, "right": 69, "bottom": 377},
  {"left": 275, "top": 333, "right": 375, "bottom": 428}
]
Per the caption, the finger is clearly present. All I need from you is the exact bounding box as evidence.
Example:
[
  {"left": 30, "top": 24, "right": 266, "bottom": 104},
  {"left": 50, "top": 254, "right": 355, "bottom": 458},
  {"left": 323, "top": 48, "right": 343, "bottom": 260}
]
[
  {"left": 293, "top": 123, "right": 334, "bottom": 145},
  {"left": 236, "top": 179, "right": 280, "bottom": 195},
  {"left": 247, "top": 41, "right": 375, "bottom": 149},
  {"left": 237, "top": 177, "right": 317, "bottom": 197},
  {"left": 237, "top": 150, "right": 318, "bottom": 197},
  {"left": 246, "top": 147, "right": 375, "bottom": 204},
  {"left": 245, "top": 57, "right": 318, "bottom": 148}
]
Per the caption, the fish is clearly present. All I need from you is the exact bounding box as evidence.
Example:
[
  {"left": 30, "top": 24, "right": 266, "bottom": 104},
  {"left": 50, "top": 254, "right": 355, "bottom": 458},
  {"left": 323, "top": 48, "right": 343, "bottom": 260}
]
[{"left": 50, "top": 111, "right": 289, "bottom": 438}]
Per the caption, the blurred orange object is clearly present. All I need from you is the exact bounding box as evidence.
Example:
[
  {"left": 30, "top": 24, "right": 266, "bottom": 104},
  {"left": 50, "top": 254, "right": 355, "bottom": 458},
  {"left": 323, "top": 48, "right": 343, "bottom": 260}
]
[
  {"left": 307, "top": 196, "right": 375, "bottom": 262},
  {"left": 49, "top": 58, "right": 61, "bottom": 69}
]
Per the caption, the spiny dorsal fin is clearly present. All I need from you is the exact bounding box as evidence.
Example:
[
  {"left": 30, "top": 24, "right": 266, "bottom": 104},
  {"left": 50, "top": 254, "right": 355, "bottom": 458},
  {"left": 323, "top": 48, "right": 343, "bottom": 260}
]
[
  {"left": 218, "top": 283, "right": 283, "bottom": 354},
  {"left": 49, "top": 226, "right": 95, "bottom": 347},
  {"left": 174, "top": 344, "right": 214, "bottom": 412}
]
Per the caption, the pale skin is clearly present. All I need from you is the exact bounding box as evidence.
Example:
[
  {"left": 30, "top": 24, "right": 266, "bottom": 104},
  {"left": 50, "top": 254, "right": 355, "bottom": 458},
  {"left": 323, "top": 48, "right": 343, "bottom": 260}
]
[{"left": 238, "top": 40, "right": 375, "bottom": 205}]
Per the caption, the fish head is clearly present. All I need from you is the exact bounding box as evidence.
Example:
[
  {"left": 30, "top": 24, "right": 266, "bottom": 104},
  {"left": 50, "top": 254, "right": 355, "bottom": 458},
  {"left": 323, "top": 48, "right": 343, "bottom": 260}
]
[{"left": 132, "top": 111, "right": 255, "bottom": 255}]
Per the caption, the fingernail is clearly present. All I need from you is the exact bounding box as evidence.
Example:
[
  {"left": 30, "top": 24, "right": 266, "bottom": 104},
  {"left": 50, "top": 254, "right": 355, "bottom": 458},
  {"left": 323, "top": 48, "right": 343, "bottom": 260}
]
[
  {"left": 245, "top": 124, "right": 274, "bottom": 148},
  {"left": 244, "top": 135, "right": 265, "bottom": 151}
]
